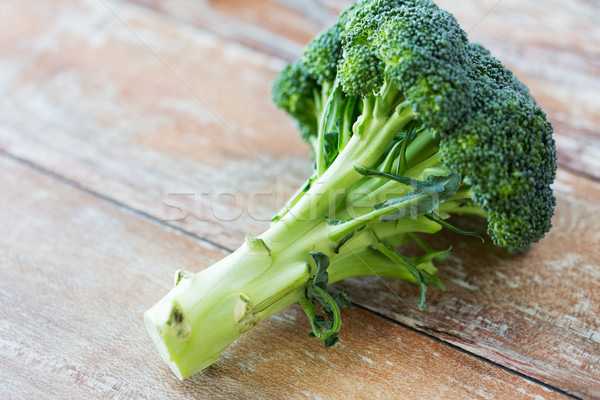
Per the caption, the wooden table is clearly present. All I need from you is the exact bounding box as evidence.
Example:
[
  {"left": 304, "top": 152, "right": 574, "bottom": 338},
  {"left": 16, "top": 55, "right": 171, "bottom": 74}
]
[{"left": 1, "top": 0, "right": 598, "bottom": 398}]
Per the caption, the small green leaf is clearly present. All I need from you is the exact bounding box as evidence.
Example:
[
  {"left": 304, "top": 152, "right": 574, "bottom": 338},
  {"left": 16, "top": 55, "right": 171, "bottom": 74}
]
[
  {"left": 373, "top": 192, "right": 436, "bottom": 221},
  {"left": 299, "top": 252, "right": 349, "bottom": 348},
  {"left": 373, "top": 241, "right": 428, "bottom": 311},
  {"left": 399, "top": 261, "right": 428, "bottom": 310},
  {"left": 421, "top": 269, "right": 446, "bottom": 291},
  {"left": 338, "top": 95, "right": 358, "bottom": 151},
  {"left": 272, "top": 175, "right": 315, "bottom": 222},
  {"left": 355, "top": 166, "right": 441, "bottom": 192},
  {"left": 398, "top": 120, "right": 420, "bottom": 174},
  {"left": 424, "top": 213, "right": 484, "bottom": 242},
  {"left": 324, "top": 335, "right": 339, "bottom": 348},
  {"left": 316, "top": 83, "right": 340, "bottom": 176},
  {"left": 410, "top": 247, "right": 452, "bottom": 265},
  {"left": 325, "top": 217, "right": 351, "bottom": 226},
  {"left": 324, "top": 130, "right": 339, "bottom": 166},
  {"left": 355, "top": 166, "right": 461, "bottom": 203},
  {"left": 313, "top": 315, "right": 332, "bottom": 330},
  {"left": 407, "top": 233, "right": 433, "bottom": 253},
  {"left": 356, "top": 167, "right": 461, "bottom": 221},
  {"left": 423, "top": 174, "right": 462, "bottom": 200},
  {"left": 333, "top": 291, "right": 351, "bottom": 309},
  {"left": 310, "top": 252, "right": 330, "bottom": 291},
  {"left": 334, "top": 230, "right": 355, "bottom": 254}
]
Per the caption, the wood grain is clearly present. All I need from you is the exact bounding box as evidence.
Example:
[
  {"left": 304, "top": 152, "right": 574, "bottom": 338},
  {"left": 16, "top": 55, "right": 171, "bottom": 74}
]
[
  {"left": 125, "top": 0, "right": 317, "bottom": 59},
  {"left": 0, "top": 0, "right": 598, "bottom": 397},
  {"left": 0, "top": 155, "right": 566, "bottom": 399},
  {"left": 0, "top": 0, "right": 312, "bottom": 249}
]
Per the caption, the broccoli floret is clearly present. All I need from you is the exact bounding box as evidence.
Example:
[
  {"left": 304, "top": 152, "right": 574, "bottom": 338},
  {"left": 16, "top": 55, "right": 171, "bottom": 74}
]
[
  {"left": 272, "top": 62, "right": 320, "bottom": 141},
  {"left": 440, "top": 86, "right": 556, "bottom": 250},
  {"left": 276, "top": 0, "right": 555, "bottom": 250},
  {"left": 467, "top": 42, "right": 534, "bottom": 100},
  {"left": 301, "top": 24, "right": 343, "bottom": 86},
  {"left": 437, "top": 42, "right": 556, "bottom": 250},
  {"left": 146, "top": 0, "right": 557, "bottom": 379}
]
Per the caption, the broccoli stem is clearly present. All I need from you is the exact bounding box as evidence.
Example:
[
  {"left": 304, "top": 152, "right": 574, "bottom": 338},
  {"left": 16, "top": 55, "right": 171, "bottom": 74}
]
[
  {"left": 144, "top": 100, "right": 433, "bottom": 379},
  {"left": 263, "top": 99, "right": 415, "bottom": 244},
  {"left": 144, "top": 90, "right": 472, "bottom": 379},
  {"left": 335, "top": 152, "right": 443, "bottom": 222},
  {"left": 144, "top": 239, "right": 313, "bottom": 379},
  {"left": 144, "top": 210, "right": 441, "bottom": 379}
]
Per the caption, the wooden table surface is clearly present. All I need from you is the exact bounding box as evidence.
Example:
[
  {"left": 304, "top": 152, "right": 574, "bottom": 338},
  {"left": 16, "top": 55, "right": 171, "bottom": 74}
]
[{"left": 1, "top": 0, "right": 599, "bottom": 399}]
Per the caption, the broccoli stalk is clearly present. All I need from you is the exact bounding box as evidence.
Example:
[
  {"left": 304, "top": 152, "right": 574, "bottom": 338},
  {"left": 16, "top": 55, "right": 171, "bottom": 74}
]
[
  {"left": 144, "top": 97, "right": 449, "bottom": 378},
  {"left": 145, "top": 0, "right": 556, "bottom": 379}
]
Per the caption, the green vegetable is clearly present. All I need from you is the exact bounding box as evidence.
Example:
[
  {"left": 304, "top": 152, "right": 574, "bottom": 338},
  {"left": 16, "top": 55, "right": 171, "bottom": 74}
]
[{"left": 145, "top": 0, "right": 556, "bottom": 379}]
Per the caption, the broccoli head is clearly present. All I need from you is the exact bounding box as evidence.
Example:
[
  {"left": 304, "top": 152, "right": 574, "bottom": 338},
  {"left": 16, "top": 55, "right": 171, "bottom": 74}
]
[{"left": 274, "top": 0, "right": 556, "bottom": 250}]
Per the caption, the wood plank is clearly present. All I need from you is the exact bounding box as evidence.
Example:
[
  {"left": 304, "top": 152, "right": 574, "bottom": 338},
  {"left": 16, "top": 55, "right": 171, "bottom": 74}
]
[
  {"left": 125, "top": 0, "right": 317, "bottom": 59},
  {"left": 0, "top": 0, "right": 313, "bottom": 249},
  {"left": 0, "top": 155, "right": 566, "bottom": 399},
  {"left": 0, "top": 0, "right": 598, "bottom": 397}
]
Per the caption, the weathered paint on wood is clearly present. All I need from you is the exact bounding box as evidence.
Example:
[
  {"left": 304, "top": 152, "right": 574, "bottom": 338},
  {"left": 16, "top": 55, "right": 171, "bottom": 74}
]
[
  {"left": 0, "top": 0, "right": 598, "bottom": 398},
  {"left": 0, "top": 156, "right": 566, "bottom": 399}
]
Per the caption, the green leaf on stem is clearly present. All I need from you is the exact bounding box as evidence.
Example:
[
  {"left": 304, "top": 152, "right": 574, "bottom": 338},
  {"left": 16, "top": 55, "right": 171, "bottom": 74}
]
[
  {"left": 299, "top": 252, "right": 351, "bottom": 348},
  {"left": 424, "top": 213, "right": 485, "bottom": 241}
]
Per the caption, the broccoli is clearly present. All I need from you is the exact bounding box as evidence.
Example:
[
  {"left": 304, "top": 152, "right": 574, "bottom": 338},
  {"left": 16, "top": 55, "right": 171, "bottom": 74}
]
[{"left": 145, "top": 0, "right": 556, "bottom": 379}]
